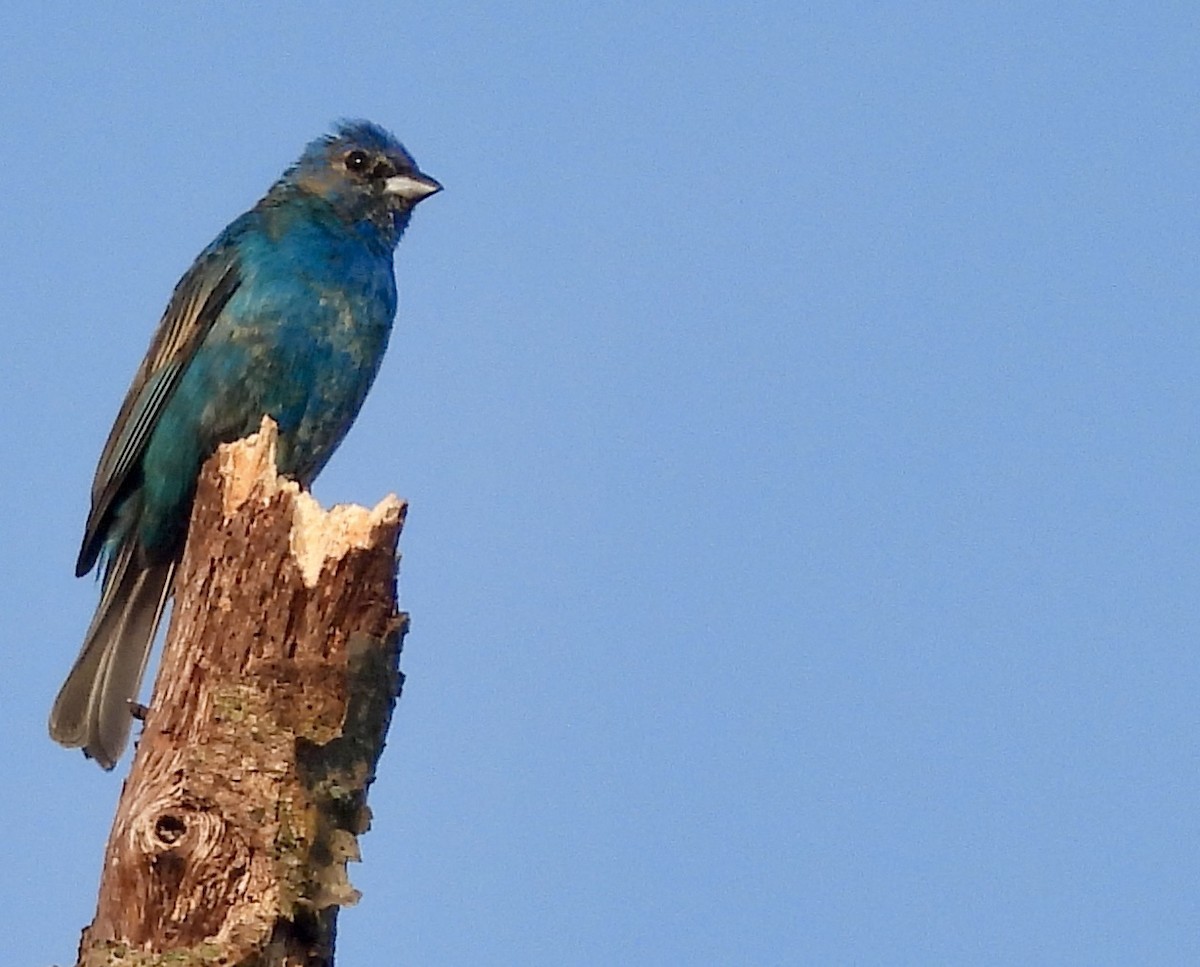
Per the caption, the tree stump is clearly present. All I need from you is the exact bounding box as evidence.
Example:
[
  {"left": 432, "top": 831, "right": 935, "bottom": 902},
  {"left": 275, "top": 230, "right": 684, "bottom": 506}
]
[{"left": 74, "top": 418, "right": 407, "bottom": 967}]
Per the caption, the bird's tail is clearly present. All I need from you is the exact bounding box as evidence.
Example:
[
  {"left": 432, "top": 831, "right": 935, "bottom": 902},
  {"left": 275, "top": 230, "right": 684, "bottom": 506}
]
[{"left": 48, "top": 541, "right": 176, "bottom": 769}]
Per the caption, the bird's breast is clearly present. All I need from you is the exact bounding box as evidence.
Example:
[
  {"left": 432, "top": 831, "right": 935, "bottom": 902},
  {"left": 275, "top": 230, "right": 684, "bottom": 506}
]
[{"left": 146, "top": 223, "right": 398, "bottom": 498}]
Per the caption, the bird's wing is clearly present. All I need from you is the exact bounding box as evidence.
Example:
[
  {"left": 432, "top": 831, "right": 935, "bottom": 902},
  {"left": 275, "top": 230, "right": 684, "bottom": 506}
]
[{"left": 76, "top": 241, "right": 243, "bottom": 576}]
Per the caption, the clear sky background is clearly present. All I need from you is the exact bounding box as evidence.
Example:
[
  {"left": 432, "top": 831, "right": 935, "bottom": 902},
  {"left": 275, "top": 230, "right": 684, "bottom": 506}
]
[{"left": 2, "top": 3, "right": 1196, "bottom": 965}]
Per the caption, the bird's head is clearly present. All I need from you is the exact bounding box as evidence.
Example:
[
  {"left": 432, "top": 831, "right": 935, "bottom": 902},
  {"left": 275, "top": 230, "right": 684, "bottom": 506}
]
[{"left": 279, "top": 119, "right": 442, "bottom": 245}]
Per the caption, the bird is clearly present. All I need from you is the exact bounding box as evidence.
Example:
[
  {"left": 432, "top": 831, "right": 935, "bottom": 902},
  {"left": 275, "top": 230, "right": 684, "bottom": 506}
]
[{"left": 49, "top": 120, "right": 441, "bottom": 769}]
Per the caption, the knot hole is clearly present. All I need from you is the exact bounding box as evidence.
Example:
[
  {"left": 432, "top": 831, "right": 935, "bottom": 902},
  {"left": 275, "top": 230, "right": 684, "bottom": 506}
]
[{"left": 154, "top": 813, "right": 187, "bottom": 846}]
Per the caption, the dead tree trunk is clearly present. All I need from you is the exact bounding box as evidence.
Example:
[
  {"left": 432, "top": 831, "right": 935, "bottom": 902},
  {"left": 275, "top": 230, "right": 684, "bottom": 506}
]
[{"left": 73, "top": 418, "right": 407, "bottom": 967}]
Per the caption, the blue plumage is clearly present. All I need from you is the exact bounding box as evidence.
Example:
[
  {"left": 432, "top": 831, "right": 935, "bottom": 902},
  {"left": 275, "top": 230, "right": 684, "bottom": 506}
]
[{"left": 51, "top": 120, "right": 441, "bottom": 768}]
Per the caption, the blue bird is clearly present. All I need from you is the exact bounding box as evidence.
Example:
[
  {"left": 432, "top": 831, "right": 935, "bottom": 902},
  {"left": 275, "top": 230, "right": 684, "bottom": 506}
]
[{"left": 50, "top": 120, "right": 441, "bottom": 768}]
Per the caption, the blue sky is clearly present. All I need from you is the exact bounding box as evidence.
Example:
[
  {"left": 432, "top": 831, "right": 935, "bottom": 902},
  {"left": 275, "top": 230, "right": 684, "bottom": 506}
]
[{"left": 2, "top": 3, "right": 1197, "bottom": 964}]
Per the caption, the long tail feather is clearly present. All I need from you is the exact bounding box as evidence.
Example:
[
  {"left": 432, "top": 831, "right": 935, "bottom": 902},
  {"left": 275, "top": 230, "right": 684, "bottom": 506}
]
[{"left": 49, "top": 543, "right": 176, "bottom": 769}]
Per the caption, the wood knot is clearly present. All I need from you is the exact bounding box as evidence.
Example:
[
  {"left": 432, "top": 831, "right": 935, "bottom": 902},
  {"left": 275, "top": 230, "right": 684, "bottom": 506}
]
[
  {"left": 117, "top": 795, "right": 258, "bottom": 945},
  {"left": 133, "top": 799, "right": 229, "bottom": 860}
]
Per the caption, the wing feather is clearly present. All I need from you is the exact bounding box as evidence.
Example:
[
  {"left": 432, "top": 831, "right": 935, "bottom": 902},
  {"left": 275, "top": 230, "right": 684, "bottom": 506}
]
[{"left": 76, "top": 245, "right": 242, "bottom": 576}]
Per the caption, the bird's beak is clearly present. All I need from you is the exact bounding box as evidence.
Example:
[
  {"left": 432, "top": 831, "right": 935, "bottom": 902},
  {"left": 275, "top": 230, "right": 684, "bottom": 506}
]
[{"left": 384, "top": 171, "right": 443, "bottom": 204}]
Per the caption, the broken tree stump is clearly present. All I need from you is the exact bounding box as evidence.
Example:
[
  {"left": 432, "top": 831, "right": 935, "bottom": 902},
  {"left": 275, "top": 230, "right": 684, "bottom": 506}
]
[{"left": 74, "top": 417, "right": 408, "bottom": 967}]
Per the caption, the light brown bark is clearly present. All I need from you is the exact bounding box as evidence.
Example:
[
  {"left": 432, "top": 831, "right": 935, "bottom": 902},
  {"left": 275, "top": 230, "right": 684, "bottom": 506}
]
[{"left": 74, "top": 418, "right": 407, "bottom": 967}]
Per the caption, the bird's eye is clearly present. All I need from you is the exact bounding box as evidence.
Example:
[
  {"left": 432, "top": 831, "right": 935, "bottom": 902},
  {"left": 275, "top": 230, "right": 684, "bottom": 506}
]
[{"left": 345, "top": 150, "right": 370, "bottom": 172}]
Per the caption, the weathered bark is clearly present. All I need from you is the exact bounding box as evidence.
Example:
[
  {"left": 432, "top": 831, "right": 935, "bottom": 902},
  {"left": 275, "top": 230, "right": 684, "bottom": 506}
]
[{"left": 74, "top": 418, "right": 407, "bottom": 967}]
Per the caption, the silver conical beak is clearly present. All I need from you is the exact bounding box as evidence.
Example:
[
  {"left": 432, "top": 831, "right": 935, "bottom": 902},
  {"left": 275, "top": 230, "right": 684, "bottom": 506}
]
[{"left": 384, "top": 171, "right": 443, "bottom": 203}]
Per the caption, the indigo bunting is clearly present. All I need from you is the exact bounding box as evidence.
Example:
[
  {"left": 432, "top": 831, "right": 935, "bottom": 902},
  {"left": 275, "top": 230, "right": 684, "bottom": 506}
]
[{"left": 49, "top": 120, "right": 441, "bottom": 768}]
